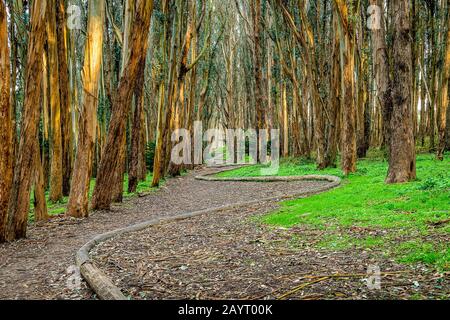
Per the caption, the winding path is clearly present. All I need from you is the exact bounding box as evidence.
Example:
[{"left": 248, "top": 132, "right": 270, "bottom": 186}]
[{"left": 0, "top": 167, "right": 339, "bottom": 300}]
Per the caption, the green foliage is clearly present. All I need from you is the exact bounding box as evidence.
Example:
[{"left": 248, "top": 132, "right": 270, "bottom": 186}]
[
  {"left": 219, "top": 152, "right": 450, "bottom": 271},
  {"left": 396, "top": 242, "right": 450, "bottom": 271}
]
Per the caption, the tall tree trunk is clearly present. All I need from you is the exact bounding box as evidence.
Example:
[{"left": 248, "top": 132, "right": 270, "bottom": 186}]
[
  {"left": 128, "top": 57, "right": 146, "bottom": 193},
  {"left": 251, "top": 0, "right": 266, "bottom": 163},
  {"left": 42, "top": 50, "right": 51, "bottom": 188},
  {"left": 33, "top": 131, "right": 49, "bottom": 222},
  {"left": 92, "top": 0, "right": 154, "bottom": 210},
  {"left": 386, "top": 0, "right": 416, "bottom": 184},
  {"left": 371, "top": 0, "right": 393, "bottom": 151},
  {"left": 437, "top": 4, "right": 449, "bottom": 160},
  {"left": 6, "top": 0, "right": 47, "bottom": 241},
  {"left": 66, "top": 0, "right": 105, "bottom": 218},
  {"left": 7, "top": 0, "right": 17, "bottom": 157},
  {"left": 47, "top": 0, "right": 63, "bottom": 202},
  {"left": 139, "top": 98, "right": 148, "bottom": 180},
  {"left": 356, "top": 7, "right": 370, "bottom": 159},
  {"left": 428, "top": 8, "right": 437, "bottom": 152},
  {"left": 335, "top": 0, "right": 357, "bottom": 175},
  {"left": 0, "top": 0, "right": 13, "bottom": 242},
  {"left": 56, "top": 0, "right": 72, "bottom": 196},
  {"left": 153, "top": 1, "right": 177, "bottom": 187},
  {"left": 168, "top": 0, "right": 198, "bottom": 176},
  {"left": 111, "top": 0, "right": 134, "bottom": 203},
  {"left": 446, "top": 99, "right": 450, "bottom": 150},
  {"left": 325, "top": 10, "right": 341, "bottom": 168}
]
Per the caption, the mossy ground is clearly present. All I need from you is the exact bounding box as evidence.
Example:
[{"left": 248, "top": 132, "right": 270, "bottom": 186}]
[{"left": 218, "top": 152, "right": 450, "bottom": 272}]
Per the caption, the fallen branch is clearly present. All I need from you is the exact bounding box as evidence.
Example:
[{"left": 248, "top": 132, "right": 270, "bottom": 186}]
[
  {"left": 277, "top": 277, "right": 330, "bottom": 300},
  {"left": 302, "top": 270, "right": 411, "bottom": 280},
  {"left": 269, "top": 271, "right": 411, "bottom": 300}
]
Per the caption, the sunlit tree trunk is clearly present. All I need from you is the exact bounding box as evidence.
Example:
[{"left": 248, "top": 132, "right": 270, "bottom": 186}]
[
  {"left": 56, "top": 0, "right": 72, "bottom": 196},
  {"left": 7, "top": 0, "right": 17, "bottom": 156},
  {"left": 167, "top": 0, "right": 191, "bottom": 176},
  {"left": 446, "top": 101, "right": 450, "bottom": 151},
  {"left": 66, "top": 0, "right": 105, "bottom": 218},
  {"left": 139, "top": 97, "right": 147, "bottom": 180},
  {"left": 42, "top": 50, "right": 51, "bottom": 188},
  {"left": 6, "top": 0, "right": 47, "bottom": 240},
  {"left": 153, "top": 0, "right": 179, "bottom": 186},
  {"left": 356, "top": 9, "right": 370, "bottom": 159},
  {"left": 428, "top": 8, "right": 437, "bottom": 152},
  {"left": 0, "top": 0, "right": 13, "bottom": 242},
  {"left": 282, "top": 83, "right": 289, "bottom": 157},
  {"left": 112, "top": 0, "right": 134, "bottom": 203},
  {"left": 335, "top": 0, "right": 357, "bottom": 175},
  {"left": 92, "top": 0, "right": 154, "bottom": 210},
  {"left": 47, "top": 0, "right": 63, "bottom": 202},
  {"left": 436, "top": 3, "right": 449, "bottom": 160},
  {"left": 152, "top": 0, "right": 171, "bottom": 187}
]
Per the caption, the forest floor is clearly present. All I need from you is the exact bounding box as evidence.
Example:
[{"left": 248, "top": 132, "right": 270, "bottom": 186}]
[
  {"left": 89, "top": 153, "right": 449, "bottom": 300},
  {"left": 0, "top": 166, "right": 327, "bottom": 300},
  {"left": 91, "top": 201, "right": 448, "bottom": 300},
  {"left": 0, "top": 154, "right": 447, "bottom": 300}
]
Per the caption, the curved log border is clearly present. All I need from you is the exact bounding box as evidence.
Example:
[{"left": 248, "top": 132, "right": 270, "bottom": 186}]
[{"left": 76, "top": 167, "right": 341, "bottom": 300}]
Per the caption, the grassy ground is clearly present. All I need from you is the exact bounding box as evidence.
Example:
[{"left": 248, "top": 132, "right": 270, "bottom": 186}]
[
  {"left": 218, "top": 152, "right": 450, "bottom": 272},
  {"left": 30, "top": 173, "right": 159, "bottom": 221}
]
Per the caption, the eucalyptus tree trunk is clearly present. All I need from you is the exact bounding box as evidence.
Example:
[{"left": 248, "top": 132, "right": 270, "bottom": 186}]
[
  {"left": 6, "top": 0, "right": 47, "bottom": 241},
  {"left": 47, "top": 0, "right": 64, "bottom": 203},
  {"left": 436, "top": 1, "right": 449, "bottom": 161},
  {"left": 371, "top": 0, "right": 392, "bottom": 151},
  {"left": 428, "top": 8, "right": 437, "bottom": 152},
  {"left": 356, "top": 6, "right": 370, "bottom": 159},
  {"left": 7, "top": 0, "right": 17, "bottom": 156},
  {"left": 128, "top": 57, "right": 146, "bottom": 193},
  {"left": 446, "top": 102, "right": 450, "bottom": 151},
  {"left": 0, "top": 0, "right": 13, "bottom": 242},
  {"left": 386, "top": 0, "right": 416, "bottom": 184},
  {"left": 92, "top": 0, "right": 154, "bottom": 210},
  {"left": 168, "top": 0, "right": 197, "bottom": 177},
  {"left": 324, "top": 10, "right": 341, "bottom": 168},
  {"left": 152, "top": 0, "right": 171, "bottom": 187},
  {"left": 66, "top": 0, "right": 105, "bottom": 218},
  {"left": 277, "top": 0, "right": 324, "bottom": 166},
  {"left": 335, "top": 0, "right": 357, "bottom": 175},
  {"left": 33, "top": 131, "right": 49, "bottom": 222},
  {"left": 112, "top": 0, "right": 135, "bottom": 203},
  {"left": 251, "top": 0, "right": 266, "bottom": 163},
  {"left": 56, "top": 0, "right": 72, "bottom": 196}
]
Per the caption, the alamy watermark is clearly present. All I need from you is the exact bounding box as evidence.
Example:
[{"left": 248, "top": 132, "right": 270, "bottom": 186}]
[
  {"left": 67, "top": 4, "right": 82, "bottom": 30},
  {"left": 367, "top": 4, "right": 382, "bottom": 30},
  {"left": 170, "top": 121, "right": 280, "bottom": 175},
  {"left": 366, "top": 264, "right": 382, "bottom": 290},
  {"left": 66, "top": 265, "right": 82, "bottom": 291}
]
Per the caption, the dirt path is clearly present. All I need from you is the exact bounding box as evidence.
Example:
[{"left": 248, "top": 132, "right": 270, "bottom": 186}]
[
  {"left": 0, "top": 167, "right": 329, "bottom": 300},
  {"left": 91, "top": 199, "right": 449, "bottom": 301}
]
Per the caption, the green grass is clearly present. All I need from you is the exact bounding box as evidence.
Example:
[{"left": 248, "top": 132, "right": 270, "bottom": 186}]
[
  {"left": 218, "top": 152, "right": 450, "bottom": 271},
  {"left": 30, "top": 172, "right": 159, "bottom": 221}
]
